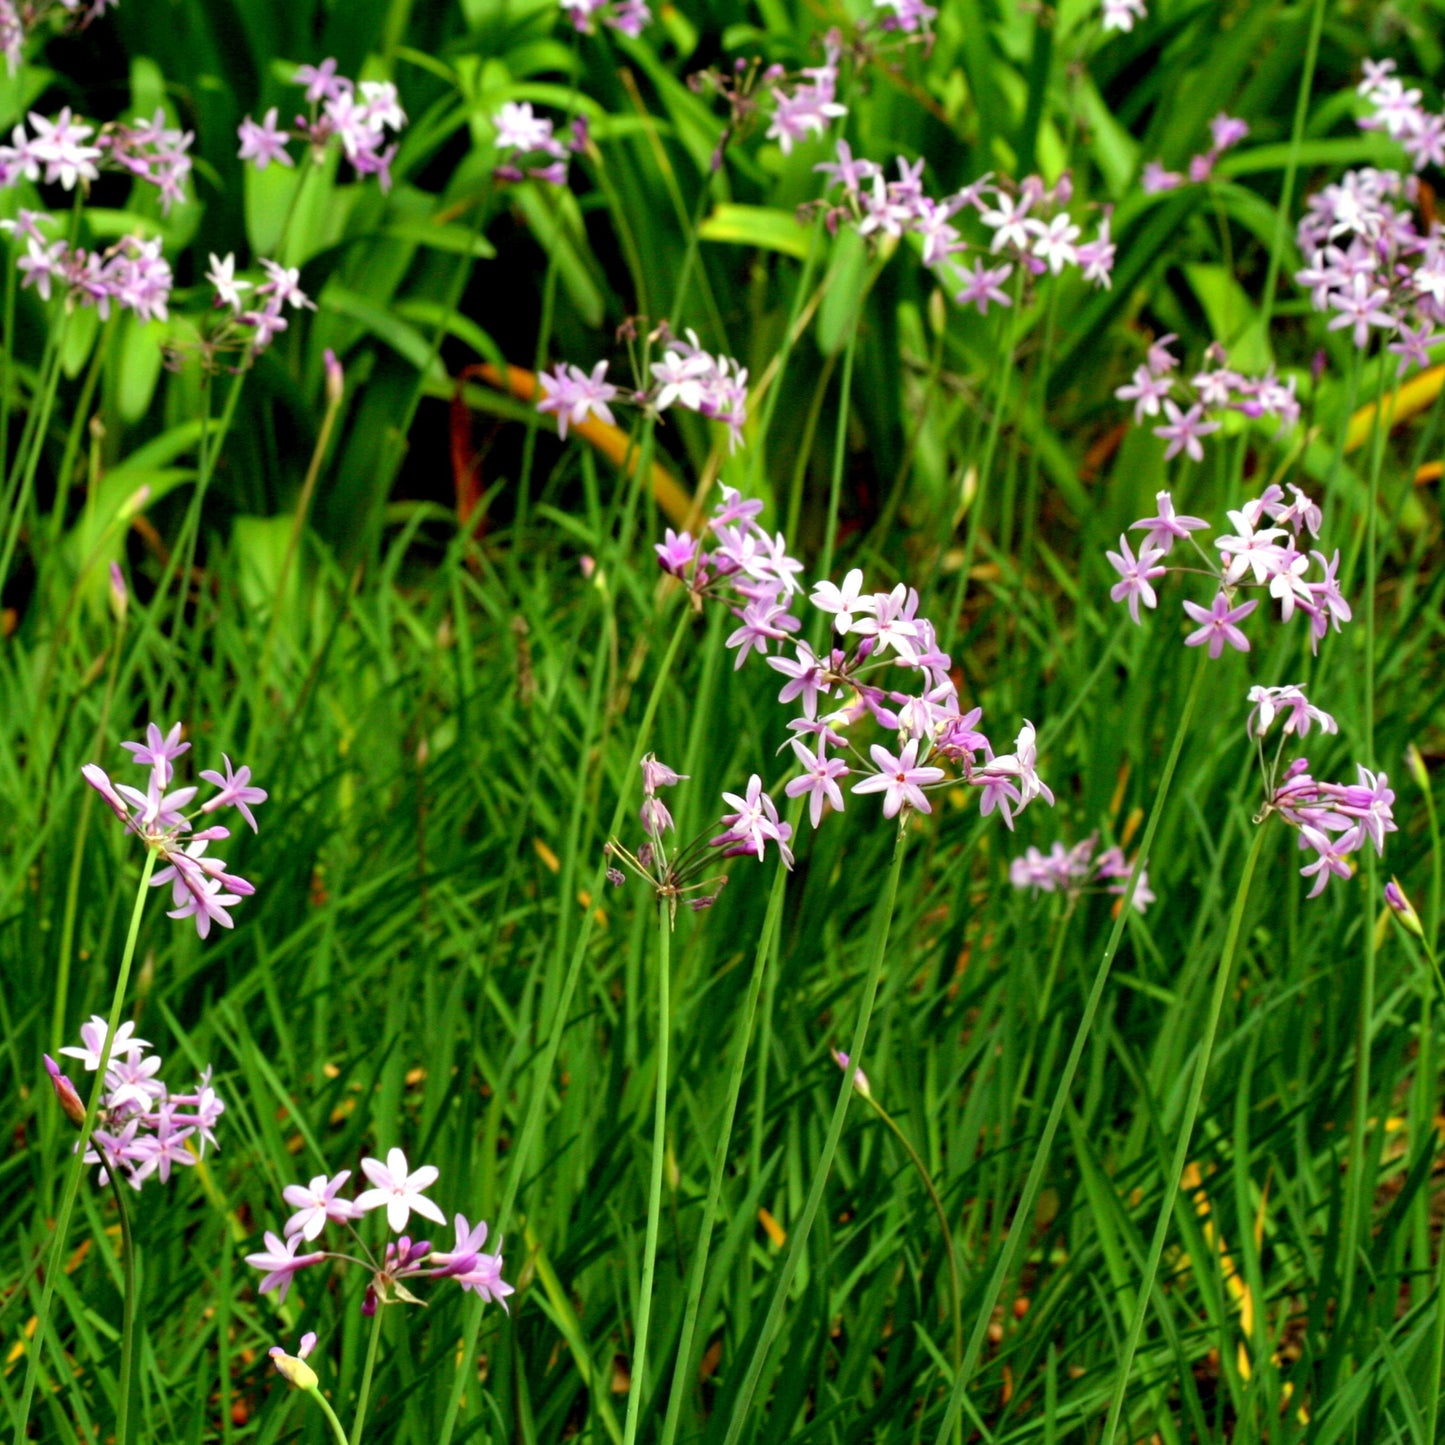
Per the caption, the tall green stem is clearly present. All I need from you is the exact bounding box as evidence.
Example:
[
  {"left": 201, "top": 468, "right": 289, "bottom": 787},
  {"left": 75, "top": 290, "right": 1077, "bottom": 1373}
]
[
  {"left": 718, "top": 825, "right": 908, "bottom": 1445},
  {"left": 437, "top": 606, "right": 694, "bottom": 1445},
  {"left": 934, "top": 652, "right": 1208, "bottom": 1442},
  {"left": 1098, "top": 824, "right": 1268, "bottom": 1445},
  {"left": 15, "top": 848, "right": 158, "bottom": 1444},
  {"left": 863, "top": 1094, "right": 962, "bottom": 1386},
  {"left": 108, "top": 1172, "right": 139, "bottom": 1445},
  {"left": 350, "top": 1308, "right": 384, "bottom": 1445},
  {"left": 621, "top": 902, "right": 672, "bottom": 1445},
  {"left": 658, "top": 860, "right": 788, "bottom": 1445}
]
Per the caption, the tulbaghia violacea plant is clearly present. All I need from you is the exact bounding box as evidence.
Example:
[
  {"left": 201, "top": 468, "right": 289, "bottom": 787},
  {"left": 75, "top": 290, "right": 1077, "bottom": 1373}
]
[
  {"left": 654, "top": 488, "right": 1055, "bottom": 851},
  {"left": 1140, "top": 112, "right": 1249, "bottom": 193},
  {"left": 538, "top": 326, "right": 751, "bottom": 452},
  {"left": 1113, "top": 334, "right": 1300, "bottom": 457},
  {"left": 813, "top": 150, "right": 1115, "bottom": 313},
  {"left": 1105, "top": 483, "right": 1351, "bottom": 657},
  {"left": 246, "top": 1148, "right": 511, "bottom": 1314},
  {"left": 1247, "top": 686, "right": 1396, "bottom": 898},
  {"left": 492, "top": 101, "right": 587, "bottom": 186},
  {"left": 236, "top": 60, "right": 406, "bottom": 190},
  {"left": 82, "top": 722, "right": 267, "bottom": 939},
  {"left": 1010, "top": 836, "right": 1154, "bottom": 913},
  {"left": 1292, "top": 109, "right": 1445, "bottom": 374},
  {"left": 46, "top": 1018, "right": 224, "bottom": 1188},
  {"left": 605, "top": 755, "right": 739, "bottom": 924}
]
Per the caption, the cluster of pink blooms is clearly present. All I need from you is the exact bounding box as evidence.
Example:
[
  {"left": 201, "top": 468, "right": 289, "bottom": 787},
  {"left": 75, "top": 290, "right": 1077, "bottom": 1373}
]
[
  {"left": 1106, "top": 484, "right": 1350, "bottom": 657},
  {"left": 2, "top": 0, "right": 118, "bottom": 72},
  {"left": 1293, "top": 155, "right": 1444, "bottom": 371},
  {"left": 1141, "top": 113, "right": 1249, "bottom": 194},
  {"left": 1009, "top": 836, "right": 1153, "bottom": 913},
  {"left": 654, "top": 490, "right": 1054, "bottom": 862},
  {"left": 0, "top": 105, "right": 193, "bottom": 210},
  {"left": 557, "top": 0, "right": 649, "bottom": 37},
  {"left": 237, "top": 60, "right": 406, "bottom": 191},
  {"left": 246, "top": 1148, "right": 511, "bottom": 1315},
  {"left": 816, "top": 149, "right": 1115, "bottom": 313},
  {"left": 1250, "top": 686, "right": 1396, "bottom": 898},
  {"left": 1357, "top": 59, "right": 1445, "bottom": 173},
  {"left": 201, "top": 252, "right": 315, "bottom": 357},
  {"left": 46, "top": 1018, "right": 224, "bottom": 1189},
  {"left": 538, "top": 326, "right": 749, "bottom": 450},
  {"left": 763, "top": 36, "right": 848, "bottom": 155},
  {"left": 11, "top": 215, "right": 172, "bottom": 321},
  {"left": 492, "top": 102, "right": 585, "bottom": 186},
  {"left": 82, "top": 722, "right": 267, "bottom": 939},
  {"left": 1114, "top": 334, "right": 1300, "bottom": 459}
]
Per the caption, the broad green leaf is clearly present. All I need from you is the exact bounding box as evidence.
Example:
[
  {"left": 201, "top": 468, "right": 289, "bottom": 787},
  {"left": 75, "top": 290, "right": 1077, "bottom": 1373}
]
[{"left": 698, "top": 204, "right": 810, "bottom": 260}]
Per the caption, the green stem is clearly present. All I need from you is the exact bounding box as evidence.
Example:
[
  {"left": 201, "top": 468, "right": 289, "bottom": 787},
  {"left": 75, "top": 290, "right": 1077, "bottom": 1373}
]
[
  {"left": 350, "top": 1308, "right": 384, "bottom": 1445},
  {"left": 1256, "top": 0, "right": 1326, "bottom": 335},
  {"left": 621, "top": 901, "right": 672, "bottom": 1445},
  {"left": 817, "top": 322, "right": 859, "bottom": 590},
  {"left": 51, "top": 611, "right": 128, "bottom": 1052},
  {"left": 108, "top": 1171, "right": 139, "bottom": 1445},
  {"left": 1098, "top": 824, "right": 1268, "bottom": 1445},
  {"left": 15, "top": 847, "right": 158, "bottom": 1444},
  {"left": 436, "top": 606, "right": 694, "bottom": 1445},
  {"left": 718, "top": 825, "right": 908, "bottom": 1445},
  {"left": 310, "top": 1388, "right": 354, "bottom": 1445},
  {"left": 863, "top": 1095, "right": 963, "bottom": 1385},
  {"left": 657, "top": 860, "right": 788, "bottom": 1445},
  {"left": 934, "top": 651, "right": 1208, "bottom": 1441},
  {"left": 1410, "top": 925, "right": 1445, "bottom": 1442},
  {"left": 0, "top": 318, "right": 67, "bottom": 600}
]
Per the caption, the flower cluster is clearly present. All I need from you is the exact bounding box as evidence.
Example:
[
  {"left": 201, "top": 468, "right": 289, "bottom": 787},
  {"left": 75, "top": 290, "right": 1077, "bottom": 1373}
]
[
  {"left": 82, "top": 722, "right": 267, "bottom": 938},
  {"left": 1106, "top": 484, "right": 1350, "bottom": 656},
  {"left": 1141, "top": 113, "right": 1249, "bottom": 194},
  {"left": 48, "top": 1018, "right": 224, "bottom": 1189},
  {"left": 492, "top": 102, "right": 586, "bottom": 186},
  {"left": 606, "top": 755, "right": 733, "bottom": 919},
  {"left": 237, "top": 61, "right": 406, "bottom": 190},
  {"left": 0, "top": 104, "right": 193, "bottom": 210},
  {"left": 1293, "top": 148, "right": 1445, "bottom": 369},
  {"left": 557, "top": 0, "right": 649, "bottom": 37},
  {"left": 246, "top": 1148, "right": 511, "bottom": 1314},
  {"left": 1114, "top": 334, "right": 1300, "bottom": 458},
  {"left": 765, "top": 36, "right": 848, "bottom": 155},
  {"left": 1357, "top": 59, "right": 1445, "bottom": 173},
  {"left": 538, "top": 326, "right": 750, "bottom": 450},
  {"left": 200, "top": 253, "right": 315, "bottom": 357},
  {"left": 1250, "top": 687, "right": 1396, "bottom": 898},
  {"left": 1, "top": 0, "right": 118, "bottom": 72},
  {"left": 815, "top": 151, "right": 1115, "bottom": 312},
  {"left": 654, "top": 485, "right": 802, "bottom": 666},
  {"left": 658, "top": 491, "right": 1053, "bottom": 854},
  {"left": 12, "top": 219, "right": 172, "bottom": 321},
  {"left": 1009, "top": 836, "right": 1153, "bottom": 913}
]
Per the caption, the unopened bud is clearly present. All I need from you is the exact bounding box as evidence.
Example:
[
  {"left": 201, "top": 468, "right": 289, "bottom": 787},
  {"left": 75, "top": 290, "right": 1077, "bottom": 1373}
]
[
  {"left": 120, "top": 484, "right": 151, "bottom": 519},
  {"left": 44, "top": 1054, "right": 87, "bottom": 1128},
  {"left": 108, "top": 563, "right": 128, "bottom": 623},
  {"left": 323, "top": 347, "right": 344, "bottom": 406},
  {"left": 831, "top": 1047, "right": 872, "bottom": 1100},
  {"left": 1386, "top": 878, "right": 1425, "bottom": 940},
  {"left": 268, "top": 1347, "right": 319, "bottom": 1392}
]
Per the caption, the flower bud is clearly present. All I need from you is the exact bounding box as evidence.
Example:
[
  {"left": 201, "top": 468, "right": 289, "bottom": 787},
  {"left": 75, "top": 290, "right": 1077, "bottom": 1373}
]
[
  {"left": 831, "top": 1047, "right": 872, "bottom": 1100},
  {"left": 43, "top": 1055, "right": 87, "bottom": 1128},
  {"left": 268, "top": 1347, "right": 319, "bottom": 1392},
  {"left": 1406, "top": 743, "right": 1429, "bottom": 794},
  {"left": 108, "top": 563, "right": 128, "bottom": 623},
  {"left": 324, "top": 348, "right": 344, "bottom": 406},
  {"left": 1385, "top": 877, "right": 1425, "bottom": 940}
]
